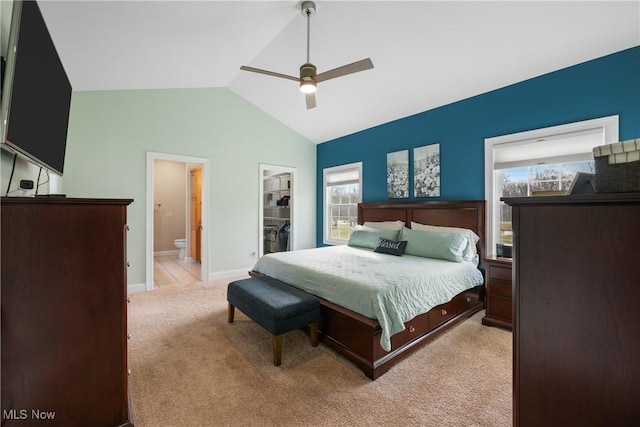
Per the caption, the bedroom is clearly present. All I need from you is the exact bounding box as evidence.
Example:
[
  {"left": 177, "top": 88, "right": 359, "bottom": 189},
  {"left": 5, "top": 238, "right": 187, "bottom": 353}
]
[{"left": 1, "top": 1, "right": 639, "bottom": 426}]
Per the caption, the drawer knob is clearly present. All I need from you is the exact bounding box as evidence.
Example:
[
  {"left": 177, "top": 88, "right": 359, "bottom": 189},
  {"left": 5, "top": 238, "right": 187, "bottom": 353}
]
[
  {"left": 441, "top": 309, "right": 447, "bottom": 316},
  {"left": 466, "top": 296, "right": 472, "bottom": 303},
  {"left": 125, "top": 225, "right": 130, "bottom": 231},
  {"left": 408, "top": 326, "right": 415, "bottom": 333},
  {"left": 127, "top": 334, "right": 131, "bottom": 340}
]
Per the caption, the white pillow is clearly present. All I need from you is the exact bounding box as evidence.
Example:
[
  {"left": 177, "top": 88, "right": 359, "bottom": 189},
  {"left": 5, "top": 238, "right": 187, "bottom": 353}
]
[
  {"left": 410, "top": 222, "right": 480, "bottom": 265},
  {"left": 363, "top": 220, "right": 405, "bottom": 231}
]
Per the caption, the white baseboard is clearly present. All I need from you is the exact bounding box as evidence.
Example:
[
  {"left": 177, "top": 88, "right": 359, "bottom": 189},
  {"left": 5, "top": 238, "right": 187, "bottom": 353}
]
[
  {"left": 209, "top": 268, "right": 251, "bottom": 281},
  {"left": 129, "top": 269, "right": 248, "bottom": 295},
  {"left": 128, "top": 282, "right": 146, "bottom": 295},
  {"left": 154, "top": 250, "right": 179, "bottom": 257}
]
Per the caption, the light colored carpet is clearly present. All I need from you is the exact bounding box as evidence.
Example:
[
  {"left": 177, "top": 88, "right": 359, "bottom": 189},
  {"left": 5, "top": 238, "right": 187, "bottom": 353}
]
[{"left": 128, "top": 276, "right": 512, "bottom": 427}]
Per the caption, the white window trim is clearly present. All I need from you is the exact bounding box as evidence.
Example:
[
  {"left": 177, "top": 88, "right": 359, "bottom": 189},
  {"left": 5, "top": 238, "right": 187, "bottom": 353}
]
[
  {"left": 484, "top": 115, "right": 619, "bottom": 255},
  {"left": 323, "top": 162, "right": 363, "bottom": 246}
]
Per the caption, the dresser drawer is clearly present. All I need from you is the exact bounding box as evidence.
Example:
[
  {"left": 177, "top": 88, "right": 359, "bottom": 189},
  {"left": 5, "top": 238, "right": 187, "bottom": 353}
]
[
  {"left": 488, "top": 264, "right": 512, "bottom": 282},
  {"left": 390, "top": 314, "right": 429, "bottom": 349},
  {"left": 488, "top": 280, "right": 512, "bottom": 298},
  {"left": 429, "top": 299, "right": 457, "bottom": 330}
]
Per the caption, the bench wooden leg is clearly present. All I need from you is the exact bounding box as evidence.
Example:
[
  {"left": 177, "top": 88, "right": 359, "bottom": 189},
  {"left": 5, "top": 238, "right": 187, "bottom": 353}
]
[
  {"left": 310, "top": 322, "right": 319, "bottom": 347},
  {"left": 228, "top": 303, "right": 235, "bottom": 323},
  {"left": 272, "top": 335, "right": 282, "bottom": 366}
]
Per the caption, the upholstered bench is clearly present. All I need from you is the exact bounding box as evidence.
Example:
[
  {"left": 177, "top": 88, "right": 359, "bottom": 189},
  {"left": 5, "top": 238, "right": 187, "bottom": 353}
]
[{"left": 227, "top": 276, "right": 320, "bottom": 366}]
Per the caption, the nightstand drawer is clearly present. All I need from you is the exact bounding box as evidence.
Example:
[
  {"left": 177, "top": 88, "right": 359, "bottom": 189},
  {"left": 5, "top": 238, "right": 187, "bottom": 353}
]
[
  {"left": 487, "top": 296, "right": 512, "bottom": 322},
  {"left": 488, "top": 264, "right": 512, "bottom": 282},
  {"left": 482, "top": 255, "right": 513, "bottom": 330},
  {"left": 488, "top": 280, "right": 511, "bottom": 298}
]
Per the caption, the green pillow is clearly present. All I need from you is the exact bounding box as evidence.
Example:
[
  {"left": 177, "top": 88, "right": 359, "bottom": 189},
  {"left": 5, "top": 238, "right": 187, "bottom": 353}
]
[
  {"left": 402, "top": 227, "right": 466, "bottom": 262},
  {"left": 347, "top": 226, "right": 401, "bottom": 249}
]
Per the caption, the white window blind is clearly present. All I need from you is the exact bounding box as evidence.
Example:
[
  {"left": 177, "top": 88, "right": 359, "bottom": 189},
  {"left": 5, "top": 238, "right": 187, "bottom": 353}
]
[{"left": 493, "top": 128, "right": 603, "bottom": 170}]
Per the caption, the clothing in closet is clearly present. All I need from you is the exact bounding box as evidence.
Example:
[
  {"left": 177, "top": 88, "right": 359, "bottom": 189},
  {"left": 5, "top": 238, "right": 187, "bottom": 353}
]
[{"left": 275, "top": 221, "right": 290, "bottom": 252}]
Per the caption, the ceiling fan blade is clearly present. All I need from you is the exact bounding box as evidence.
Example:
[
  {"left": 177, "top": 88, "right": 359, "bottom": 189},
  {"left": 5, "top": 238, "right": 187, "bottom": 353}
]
[
  {"left": 314, "top": 58, "right": 374, "bottom": 83},
  {"left": 239, "top": 66, "right": 300, "bottom": 82},
  {"left": 305, "top": 92, "right": 317, "bottom": 109}
]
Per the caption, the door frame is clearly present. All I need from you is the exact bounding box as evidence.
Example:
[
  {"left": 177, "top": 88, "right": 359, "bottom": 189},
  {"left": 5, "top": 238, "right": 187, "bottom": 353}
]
[
  {"left": 146, "top": 151, "right": 210, "bottom": 291},
  {"left": 259, "top": 163, "right": 296, "bottom": 257}
]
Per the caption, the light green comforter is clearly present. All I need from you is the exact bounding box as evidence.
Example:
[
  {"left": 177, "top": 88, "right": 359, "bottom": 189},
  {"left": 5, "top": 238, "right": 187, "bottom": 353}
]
[{"left": 252, "top": 245, "right": 484, "bottom": 351}]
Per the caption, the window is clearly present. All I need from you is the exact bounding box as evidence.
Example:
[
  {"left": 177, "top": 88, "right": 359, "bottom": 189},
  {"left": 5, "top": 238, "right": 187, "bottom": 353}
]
[
  {"left": 485, "top": 116, "right": 619, "bottom": 253},
  {"left": 323, "top": 162, "right": 362, "bottom": 245},
  {"left": 498, "top": 161, "right": 594, "bottom": 245}
]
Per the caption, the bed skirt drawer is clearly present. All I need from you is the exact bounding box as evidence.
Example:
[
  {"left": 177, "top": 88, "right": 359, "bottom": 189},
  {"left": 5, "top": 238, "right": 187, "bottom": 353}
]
[
  {"left": 429, "top": 299, "right": 457, "bottom": 330},
  {"left": 457, "top": 289, "right": 481, "bottom": 313},
  {"left": 390, "top": 315, "right": 429, "bottom": 349}
]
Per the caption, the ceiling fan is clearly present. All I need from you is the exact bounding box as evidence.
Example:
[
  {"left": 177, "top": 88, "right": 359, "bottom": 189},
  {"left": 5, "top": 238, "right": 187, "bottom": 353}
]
[{"left": 240, "top": 1, "right": 374, "bottom": 109}]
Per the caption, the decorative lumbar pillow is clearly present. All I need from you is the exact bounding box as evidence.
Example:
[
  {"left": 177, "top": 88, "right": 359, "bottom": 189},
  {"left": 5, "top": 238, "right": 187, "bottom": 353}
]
[
  {"left": 374, "top": 238, "right": 407, "bottom": 256},
  {"left": 402, "top": 227, "right": 467, "bottom": 262},
  {"left": 347, "top": 226, "right": 401, "bottom": 249}
]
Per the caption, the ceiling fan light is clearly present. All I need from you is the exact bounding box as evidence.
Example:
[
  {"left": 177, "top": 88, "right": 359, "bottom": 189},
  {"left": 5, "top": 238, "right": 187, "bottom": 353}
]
[{"left": 300, "top": 79, "right": 317, "bottom": 94}]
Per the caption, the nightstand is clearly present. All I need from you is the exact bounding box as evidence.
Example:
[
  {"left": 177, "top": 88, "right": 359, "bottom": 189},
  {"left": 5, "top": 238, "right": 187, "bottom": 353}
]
[{"left": 482, "top": 255, "right": 512, "bottom": 330}]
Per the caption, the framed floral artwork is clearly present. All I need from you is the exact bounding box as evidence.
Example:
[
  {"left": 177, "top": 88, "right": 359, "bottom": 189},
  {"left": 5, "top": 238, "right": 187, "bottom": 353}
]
[
  {"left": 387, "top": 149, "right": 409, "bottom": 198},
  {"left": 414, "top": 144, "right": 440, "bottom": 197}
]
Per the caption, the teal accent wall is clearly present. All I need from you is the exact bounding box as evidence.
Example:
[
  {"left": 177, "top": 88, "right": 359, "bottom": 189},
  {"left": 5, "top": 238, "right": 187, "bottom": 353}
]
[{"left": 316, "top": 46, "right": 640, "bottom": 244}]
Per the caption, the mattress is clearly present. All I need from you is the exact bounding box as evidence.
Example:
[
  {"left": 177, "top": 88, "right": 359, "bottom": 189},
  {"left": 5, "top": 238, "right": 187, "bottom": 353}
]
[{"left": 252, "top": 245, "right": 484, "bottom": 351}]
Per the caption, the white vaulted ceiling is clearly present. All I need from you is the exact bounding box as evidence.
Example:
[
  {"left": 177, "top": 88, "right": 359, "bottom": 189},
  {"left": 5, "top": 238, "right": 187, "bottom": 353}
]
[{"left": 34, "top": 0, "right": 640, "bottom": 144}]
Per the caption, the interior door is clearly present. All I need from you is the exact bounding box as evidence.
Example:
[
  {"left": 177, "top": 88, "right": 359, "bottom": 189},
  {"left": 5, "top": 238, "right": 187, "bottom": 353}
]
[{"left": 190, "top": 168, "right": 202, "bottom": 262}]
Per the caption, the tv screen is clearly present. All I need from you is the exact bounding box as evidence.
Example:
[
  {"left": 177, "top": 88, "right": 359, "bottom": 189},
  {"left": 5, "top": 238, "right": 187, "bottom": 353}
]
[{"left": 1, "top": 0, "right": 72, "bottom": 176}]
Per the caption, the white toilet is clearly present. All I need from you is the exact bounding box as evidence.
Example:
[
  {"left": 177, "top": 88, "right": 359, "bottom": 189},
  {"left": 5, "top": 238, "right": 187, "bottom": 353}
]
[{"left": 174, "top": 238, "right": 186, "bottom": 260}]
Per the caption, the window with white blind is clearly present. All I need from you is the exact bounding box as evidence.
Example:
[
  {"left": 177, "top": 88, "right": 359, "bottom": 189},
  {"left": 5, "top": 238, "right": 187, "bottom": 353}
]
[
  {"left": 484, "top": 116, "right": 619, "bottom": 254},
  {"left": 323, "top": 162, "right": 362, "bottom": 245}
]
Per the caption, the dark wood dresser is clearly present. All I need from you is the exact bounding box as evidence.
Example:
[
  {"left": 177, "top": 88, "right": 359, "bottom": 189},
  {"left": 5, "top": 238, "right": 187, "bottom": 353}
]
[
  {"left": 1, "top": 197, "right": 134, "bottom": 426},
  {"left": 504, "top": 193, "right": 640, "bottom": 427},
  {"left": 481, "top": 255, "right": 512, "bottom": 330}
]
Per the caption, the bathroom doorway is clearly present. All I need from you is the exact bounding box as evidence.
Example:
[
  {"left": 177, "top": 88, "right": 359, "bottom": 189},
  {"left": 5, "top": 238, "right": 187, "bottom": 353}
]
[{"left": 146, "top": 152, "right": 210, "bottom": 291}]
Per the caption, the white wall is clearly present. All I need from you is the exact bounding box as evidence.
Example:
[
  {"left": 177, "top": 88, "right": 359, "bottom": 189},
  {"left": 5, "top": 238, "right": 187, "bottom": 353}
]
[{"left": 62, "top": 88, "right": 316, "bottom": 290}]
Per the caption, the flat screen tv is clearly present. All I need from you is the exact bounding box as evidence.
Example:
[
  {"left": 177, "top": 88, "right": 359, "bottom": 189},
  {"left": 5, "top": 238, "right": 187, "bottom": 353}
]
[{"left": 1, "top": 0, "right": 72, "bottom": 176}]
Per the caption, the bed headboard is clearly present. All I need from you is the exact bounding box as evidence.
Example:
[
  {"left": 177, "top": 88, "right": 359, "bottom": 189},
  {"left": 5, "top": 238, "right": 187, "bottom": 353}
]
[{"left": 358, "top": 200, "right": 486, "bottom": 263}]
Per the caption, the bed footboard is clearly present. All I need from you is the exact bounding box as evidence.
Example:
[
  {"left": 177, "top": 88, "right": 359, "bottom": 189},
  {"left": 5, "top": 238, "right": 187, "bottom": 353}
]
[{"left": 317, "top": 285, "right": 484, "bottom": 379}]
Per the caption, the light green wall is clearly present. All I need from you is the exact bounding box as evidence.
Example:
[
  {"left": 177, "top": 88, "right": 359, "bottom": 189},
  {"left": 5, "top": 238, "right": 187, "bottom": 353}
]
[{"left": 64, "top": 88, "right": 316, "bottom": 287}]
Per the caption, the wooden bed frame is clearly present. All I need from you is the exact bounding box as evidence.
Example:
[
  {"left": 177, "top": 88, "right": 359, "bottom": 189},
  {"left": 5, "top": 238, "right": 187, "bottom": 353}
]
[
  {"left": 324, "top": 200, "right": 486, "bottom": 379},
  {"left": 255, "top": 200, "right": 486, "bottom": 379}
]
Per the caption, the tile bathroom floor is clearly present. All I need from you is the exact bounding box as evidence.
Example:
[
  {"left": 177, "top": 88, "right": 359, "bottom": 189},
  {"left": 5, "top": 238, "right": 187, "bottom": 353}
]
[{"left": 154, "top": 254, "right": 201, "bottom": 288}]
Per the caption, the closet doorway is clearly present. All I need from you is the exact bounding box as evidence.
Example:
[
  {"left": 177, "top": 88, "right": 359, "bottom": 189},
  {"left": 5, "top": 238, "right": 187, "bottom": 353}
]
[
  {"left": 259, "top": 164, "right": 295, "bottom": 257},
  {"left": 146, "top": 152, "right": 210, "bottom": 291}
]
